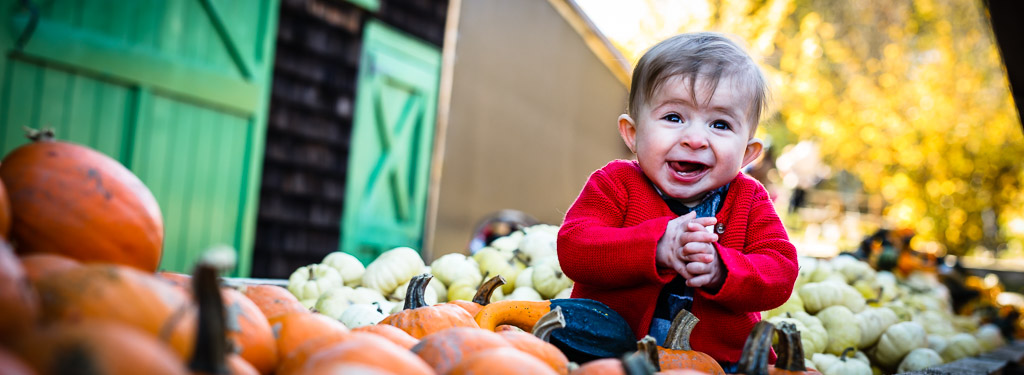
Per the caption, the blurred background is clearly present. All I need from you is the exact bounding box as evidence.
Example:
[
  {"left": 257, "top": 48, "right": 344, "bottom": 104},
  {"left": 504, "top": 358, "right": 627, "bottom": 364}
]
[{"left": 0, "top": 0, "right": 1021, "bottom": 286}]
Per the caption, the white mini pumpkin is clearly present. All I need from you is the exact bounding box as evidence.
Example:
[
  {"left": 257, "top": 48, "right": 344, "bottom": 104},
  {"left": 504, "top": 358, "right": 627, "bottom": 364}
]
[
  {"left": 817, "top": 305, "right": 861, "bottom": 355},
  {"left": 532, "top": 256, "right": 572, "bottom": 299},
  {"left": 429, "top": 253, "right": 482, "bottom": 287},
  {"left": 869, "top": 321, "right": 927, "bottom": 368},
  {"left": 940, "top": 333, "right": 982, "bottom": 362},
  {"left": 321, "top": 251, "right": 365, "bottom": 286},
  {"left": 362, "top": 247, "right": 425, "bottom": 296},
  {"left": 505, "top": 286, "right": 543, "bottom": 301},
  {"left": 287, "top": 263, "right": 343, "bottom": 304},
  {"left": 799, "top": 281, "right": 865, "bottom": 314},
  {"left": 855, "top": 306, "right": 899, "bottom": 349},
  {"left": 518, "top": 224, "right": 558, "bottom": 264},
  {"left": 897, "top": 348, "right": 943, "bottom": 373},
  {"left": 338, "top": 303, "right": 387, "bottom": 328}
]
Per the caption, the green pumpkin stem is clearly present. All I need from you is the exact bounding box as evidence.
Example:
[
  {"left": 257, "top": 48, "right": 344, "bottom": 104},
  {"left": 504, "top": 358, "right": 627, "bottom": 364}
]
[
  {"left": 403, "top": 273, "right": 433, "bottom": 310},
  {"left": 840, "top": 347, "right": 856, "bottom": 362},
  {"left": 621, "top": 349, "right": 658, "bottom": 375},
  {"left": 636, "top": 335, "right": 661, "bottom": 371},
  {"left": 24, "top": 126, "right": 55, "bottom": 142},
  {"left": 532, "top": 306, "right": 565, "bottom": 341},
  {"left": 773, "top": 321, "right": 807, "bottom": 371},
  {"left": 472, "top": 275, "right": 506, "bottom": 305},
  {"left": 665, "top": 309, "right": 699, "bottom": 351},
  {"left": 736, "top": 320, "right": 775, "bottom": 375},
  {"left": 189, "top": 261, "right": 229, "bottom": 374}
]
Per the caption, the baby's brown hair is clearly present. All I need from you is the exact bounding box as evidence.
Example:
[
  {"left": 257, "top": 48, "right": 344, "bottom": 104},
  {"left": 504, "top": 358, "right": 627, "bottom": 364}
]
[{"left": 627, "top": 32, "right": 769, "bottom": 132}]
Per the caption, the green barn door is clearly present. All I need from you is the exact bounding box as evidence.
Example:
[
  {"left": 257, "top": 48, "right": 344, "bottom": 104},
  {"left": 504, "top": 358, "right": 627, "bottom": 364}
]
[
  {"left": 0, "top": 0, "right": 280, "bottom": 276},
  {"left": 341, "top": 21, "right": 441, "bottom": 265}
]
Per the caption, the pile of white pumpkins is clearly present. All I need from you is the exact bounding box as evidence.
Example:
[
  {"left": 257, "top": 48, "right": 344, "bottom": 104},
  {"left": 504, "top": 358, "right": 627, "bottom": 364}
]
[
  {"left": 284, "top": 223, "right": 1006, "bottom": 375},
  {"left": 764, "top": 254, "right": 1006, "bottom": 375},
  {"left": 285, "top": 224, "right": 573, "bottom": 330}
]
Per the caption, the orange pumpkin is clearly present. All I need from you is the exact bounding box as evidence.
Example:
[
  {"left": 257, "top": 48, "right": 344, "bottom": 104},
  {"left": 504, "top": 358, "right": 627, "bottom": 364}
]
[
  {"left": 18, "top": 320, "right": 188, "bottom": 375},
  {"left": 767, "top": 321, "right": 821, "bottom": 375},
  {"left": 0, "top": 178, "right": 11, "bottom": 239},
  {"left": 0, "top": 238, "right": 38, "bottom": 345},
  {"left": 268, "top": 311, "right": 350, "bottom": 360},
  {"left": 19, "top": 252, "right": 81, "bottom": 284},
  {"left": 157, "top": 271, "right": 193, "bottom": 290},
  {"left": 275, "top": 331, "right": 389, "bottom": 375},
  {"left": 239, "top": 284, "right": 307, "bottom": 320},
  {"left": 568, "top": 351, "right": 658, "bottom": 375},
  {"left": 650, "top": 310, "right": 724, "bottom": 374},
  {"left": 221, "top": 288, "right": 278, "bottom": 375},
  {"left": 411, "top": 327, "right": 512, "bottom": 374},
  {"left": 0, "top": 129, "right": 164, "bottom": 272},
  {"left": 32, "top": 263, "right": 196, "bottom": 359},
  {"left": 569, "top": 358, "right": 624, "bottom": 375},
  {"left": 447, "top": 275, "right": 505, "bottom": 316},
  {"left": 226, "top": 355, "right": 261, "bottom": 375},
  {"left": 351, "top": 323, "right": 419, "bottom": 349},
  {"left": 448, "top": 347, "right": 560, "bottom": 375},
  {"left": 380, "top": 274, "right": 479, "bottom": 338},
  {"left": 298, "top": 334, "right": 434, "bottom": 375},
  {"left": 498, "top": 307, "right": 570, "bottom": 374}
]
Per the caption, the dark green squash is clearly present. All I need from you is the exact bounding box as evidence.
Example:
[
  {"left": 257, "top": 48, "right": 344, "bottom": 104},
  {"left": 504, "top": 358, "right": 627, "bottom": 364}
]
[{"left": 474, "top": 298, "right": 635, "bottom": 363}]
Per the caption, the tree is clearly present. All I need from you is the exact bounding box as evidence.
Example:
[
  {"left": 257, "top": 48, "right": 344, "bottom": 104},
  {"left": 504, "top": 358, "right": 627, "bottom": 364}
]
[{"left": 582, "top": 0, "right": 1024, "bottom": 255}]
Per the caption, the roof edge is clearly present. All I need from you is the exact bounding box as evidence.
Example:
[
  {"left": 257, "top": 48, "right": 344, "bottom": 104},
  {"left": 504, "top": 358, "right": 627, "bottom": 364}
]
[{"left": 547, "top": 0, "right": 631, "bottom": 88}]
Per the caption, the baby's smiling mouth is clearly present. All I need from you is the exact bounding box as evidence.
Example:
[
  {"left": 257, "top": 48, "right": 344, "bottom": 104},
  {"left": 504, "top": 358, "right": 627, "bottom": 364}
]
[{"left": 670, "top": 161, "right": 709, "bottom": 176}]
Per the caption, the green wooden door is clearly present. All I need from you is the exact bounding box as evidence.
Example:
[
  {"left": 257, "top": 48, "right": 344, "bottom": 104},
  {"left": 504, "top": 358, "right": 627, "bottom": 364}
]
[
  {"left": 0, "top": 0, "right": 279, "bottom": 276},
  {"left": 341, "top": 21, "right": 441, "bottom": 265}
]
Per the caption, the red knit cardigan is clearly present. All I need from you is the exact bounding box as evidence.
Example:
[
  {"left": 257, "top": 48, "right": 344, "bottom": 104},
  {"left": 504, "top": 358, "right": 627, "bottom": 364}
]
[{"left": 557, "top": 160, "right": 798, "bottom": 363}]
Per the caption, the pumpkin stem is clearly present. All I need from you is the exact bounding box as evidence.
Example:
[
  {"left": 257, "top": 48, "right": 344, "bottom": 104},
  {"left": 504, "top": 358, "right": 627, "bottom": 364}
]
[
  {"left": 403, "top": 273, "right": 433, "bottom": 310},
  {"left": 472, "top": 275, "right": 506, "bottom": 305},
  {"left": 636, "top": 335, "right": 661, "bottom": 371},
  {"left": 532, "top": 306, "right": 566, "bottom": 341},
  {"left": 189, "top": 261, "right": 229, "bottom": 375},
  {"left": 840, "top": 347, "right": 855, "bottom": 362},
  {"left": 735, "top": 320, "right": 774, "bottom": 375},
  {"left": 773, "top": 321, "right": 807, "bottom": 372},
  {"left": 621, "top": 349, "right": 657, "bottom": 375},
  {"left": 665, "top": 309, "right": 698, "bottom": 351},
  {"left": 23, "top": 126, "right": 55, "bottom": 142}
]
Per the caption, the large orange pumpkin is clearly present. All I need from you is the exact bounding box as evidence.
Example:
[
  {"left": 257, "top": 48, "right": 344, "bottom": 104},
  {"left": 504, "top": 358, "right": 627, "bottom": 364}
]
[
  {"left": 411, "top": 327, "right": 512, "bottom": 374},
  {"left": 448, "top": 347, "right": 560, "bottom": 375},
  {"left": 0, "top": 178, "right": 11, "bottom": 239},
  {"left": 32, "top": 263, "right": 196, "bottom": 359},
  {"left": 221, "top": 288, "right": 278, "bottom": 375},
  {"left": 0, "top": 129, "right": 164, "bottom": 272},
  {"left": 275, "top": 331, "right": 378, "bottom": 375},
  {"left": 651, "top": 310, "right": 724, "bottom": 374},
  {"left": 17, "top": 320, "right": 188, "bottom": 375},
  {"left": 380, "top": 274, "right": 479, "bottom": 338},
  {"left": 268, "top": 311, "right": 350, "bottom": 360},
  {"left": 351, "top": 323, "right": 419, "bottom": 349},
  {"left": 0, "top": 237, "right": 38, "bottom": 345},
  {"left": 298, "top": 334, "right": 434, "bottom": 375},
  {"left": 498, "top": 307, "right": 570, "bottom": 374},
  {"left": 19, "top": 252, "right": 81, "bottom": 284},
  {"left": 239, "top": 284, "right": 308, "bottom": 320}
]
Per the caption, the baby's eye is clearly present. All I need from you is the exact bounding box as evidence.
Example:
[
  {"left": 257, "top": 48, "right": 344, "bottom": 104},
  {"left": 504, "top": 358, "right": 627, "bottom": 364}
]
[
  {"left": 662, "top": 114, "right": 683, "bottom": 123},
  {"left": 710, "top": 120, "right": 731, "bottom": 130}
]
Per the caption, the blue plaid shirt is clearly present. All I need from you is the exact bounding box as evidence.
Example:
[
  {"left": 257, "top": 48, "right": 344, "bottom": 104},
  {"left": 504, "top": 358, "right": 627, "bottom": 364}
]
[{"left": 648, "top": 184, "right": 729, "bottom": 347}]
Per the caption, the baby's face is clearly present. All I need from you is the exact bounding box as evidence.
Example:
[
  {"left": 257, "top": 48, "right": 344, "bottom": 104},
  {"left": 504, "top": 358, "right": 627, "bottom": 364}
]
[{"left": 627, "top": 74, "right": 760, "bottom": 205}]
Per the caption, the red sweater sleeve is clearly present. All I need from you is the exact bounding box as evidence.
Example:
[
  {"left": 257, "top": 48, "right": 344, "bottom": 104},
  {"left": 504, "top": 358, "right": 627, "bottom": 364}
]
[
  {"left": 697, "top": 179, "right": 798, "bottom": 313},
  {"left": 557, "top": 164, "right": 677, "bottom": 288}
]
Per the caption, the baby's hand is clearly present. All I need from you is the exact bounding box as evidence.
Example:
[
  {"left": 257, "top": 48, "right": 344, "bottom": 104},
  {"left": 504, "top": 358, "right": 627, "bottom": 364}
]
[
  {"left": 656, "top": 212, "right": 717, "bottom": 278},
  {"left": 681, "top": 237, "right": 724, "bottom": 289}
]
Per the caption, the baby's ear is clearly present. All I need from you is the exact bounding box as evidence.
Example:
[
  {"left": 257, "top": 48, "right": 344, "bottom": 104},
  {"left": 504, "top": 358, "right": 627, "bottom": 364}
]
[
  {"left": 617, "top": 114, "right": 638, "bottom": 154},
  {"left": 742, "top": 138, "right": 764, "bottom": 168}
]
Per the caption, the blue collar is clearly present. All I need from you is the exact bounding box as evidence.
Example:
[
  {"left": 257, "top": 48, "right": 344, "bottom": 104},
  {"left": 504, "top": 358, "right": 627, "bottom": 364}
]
[{"left": 657, "top": 184, "right": 729, "bottom": 218}]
